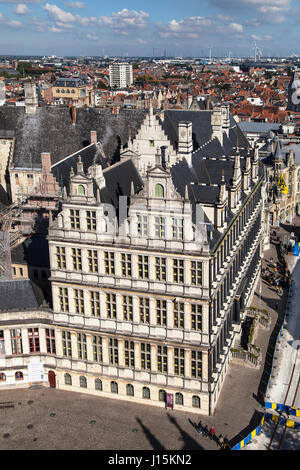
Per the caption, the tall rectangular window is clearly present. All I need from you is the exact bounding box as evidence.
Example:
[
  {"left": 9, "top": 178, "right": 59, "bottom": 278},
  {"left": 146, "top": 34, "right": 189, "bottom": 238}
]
[
  {"left": 191, "top": 350, "right": 202, "bottom": 379},
  {"left": 87, "top": 249, "right": 98, "bottom": 273},
  {"left": 45, "top": 328, "right": 56, "bottom": 354},
  {"left": 86, "top": 210, "right": 97, "bottom": 231},
  {"left": 156, "top": 299, "right": 167, "bottom": 326},
  {"left": 58, "top": 287, "right": 69, "bottom": 312},
  {"left": 157, "top": 345, "right": 168, "bottom": 373},
  {"left": 77, "top": 333, "right": 87, "bottom": 360},
  {"left": 123, "top": 295, "right": 133, "bottom": 321},
  {"left": 10, "top": 329, "right": 23, "bottom": 355},
  {"left": 173, "top": 259, "right": 184, "bottom": 284},
  {"left": 90, "top": 291, "right": 100, "bottom": 317},
  {"left": 71, "top": 248, "right": 82, "bottom": 271},
  {"left": 55, "top": 246, "right": 66, "bottom": 269},
  {"left": 173, "top": 302, "right": 185, "bottom": 329},
  {"left": 154, "top": 216, "right": 166, "bottom": 238},
  {"left": 137, "top": 214, "right": 148, "bottom": 237},
  {"left": 74, "top": 289, "right": 84, "bottom": 314},
  {"left": 191, "top": 261, "right": 203, "bottom": 286},
  {"left": 70, "top": 209, "right": 80, "bottom": 229},
  {"left": 104, "top": 251, "right": 115, "bottom": 275},
  {"left": 191, "top": 304, "right": 202, "bottom": 331},
  {"left": 106, "top": 293, "right": 116, "bottom": 319},
  {"left": 93, "top": 336, "right": 102, "bottom": 362},
  {"left": 139, "top": 297, "right": 150, "bottom": 324},
  {"left": 28, "top": 328, "right": 40, "bottom": 353},
  {"left": 62, "top": 331, "right": 72, "bottom": 357},
  {"left": 141, "top": 342, "right": 151, "bottom": 370},
  {"left": 109, "top": 338, "right": 119, "bottom": 365},
  {"left": 138, "top": 255, "right": 149, "bottom": 279},
  {"left": 174, "top": 348, "right": 185, "bottom": 376},
  {"left": 124, "top": 340, "right": 135, "bottom": 367},
  {"left": 121, "top": 253, "right": 132, "bottom": 277},
  {"left": 172, "top": 218, "right": 184, "bottom": 240},
  {"left": 155, "top": 257, "right": 166, "bottom": 281}
]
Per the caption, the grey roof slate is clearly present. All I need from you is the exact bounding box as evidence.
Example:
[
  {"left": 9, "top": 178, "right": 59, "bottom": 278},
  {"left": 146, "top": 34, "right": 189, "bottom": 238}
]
[
  {"left": 238, "top": 121, "right": 281, "bottom": 134},
  {"left": 160, "top": 110, "right": 250, "bottom": 158},
  {"left": 0, "top": 106, "right": 147, "bottom": 169},
  {"left": 0, "top": 279, "right": 45, "bottom": 311}
]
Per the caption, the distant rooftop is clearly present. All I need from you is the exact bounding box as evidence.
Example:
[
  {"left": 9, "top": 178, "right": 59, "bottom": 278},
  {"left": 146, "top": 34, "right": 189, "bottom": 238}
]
[{"left": 238, "top": 121, "right": 281, "bottom": 134}]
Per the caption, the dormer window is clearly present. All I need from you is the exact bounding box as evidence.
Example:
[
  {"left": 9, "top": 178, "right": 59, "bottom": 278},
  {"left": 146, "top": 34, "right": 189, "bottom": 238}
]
[
  {"left": 155, "top": 183, "right": 164, "bottom": 198},
  {"left": 77, "top": 185, "right": 85, "bottom": 196}
]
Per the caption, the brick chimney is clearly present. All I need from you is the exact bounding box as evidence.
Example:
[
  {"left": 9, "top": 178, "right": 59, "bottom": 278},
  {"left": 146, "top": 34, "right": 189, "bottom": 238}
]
[
  {"left": 41, "top": 152, "right": 51, "bottom": 175},
  {"left": 71, "top": 105, "right": 77, "bottom": 125},
  {"left": 90, "top": 130, "right": 97, "bottom": 144}
]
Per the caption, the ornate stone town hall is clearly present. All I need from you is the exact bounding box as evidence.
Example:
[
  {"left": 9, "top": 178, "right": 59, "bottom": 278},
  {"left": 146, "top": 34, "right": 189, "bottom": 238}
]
[{"left": 0, "top": 105, "right": 263, "bottom": 415}]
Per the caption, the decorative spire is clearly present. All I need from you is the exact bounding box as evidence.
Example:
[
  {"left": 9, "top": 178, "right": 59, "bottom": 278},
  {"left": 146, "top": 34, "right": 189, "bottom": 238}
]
[
  {"left": 245, "top": 147, "right": 251, "bottom": 171},
  {"left": 233, "top": 148, "right": 241, "bottom": 182},
  {"left": 77, "top": 155, "right": 84, "bottom": 174}
]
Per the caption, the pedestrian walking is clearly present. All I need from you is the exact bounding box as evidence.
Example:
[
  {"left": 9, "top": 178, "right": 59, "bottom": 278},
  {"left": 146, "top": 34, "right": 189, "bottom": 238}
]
[
  {"left": 197, "top": 421, "right": 203, "bottom": 435},
  {"left": 218, "top": 434, "right": 224, "bottom": 448},
  {"left": 209, "top": 425, "right": 216, "bottom": 440}
]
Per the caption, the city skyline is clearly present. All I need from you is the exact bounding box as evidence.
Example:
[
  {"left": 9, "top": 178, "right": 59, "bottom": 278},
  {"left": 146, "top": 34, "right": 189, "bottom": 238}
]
[{"left": 0, "top": 0, "right": 300, "bottom": 58}]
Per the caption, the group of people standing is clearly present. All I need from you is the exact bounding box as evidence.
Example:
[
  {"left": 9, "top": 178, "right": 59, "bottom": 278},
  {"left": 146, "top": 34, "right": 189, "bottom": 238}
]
[{"left": 197, "top": 421, "right": 231, "bottom": 450}]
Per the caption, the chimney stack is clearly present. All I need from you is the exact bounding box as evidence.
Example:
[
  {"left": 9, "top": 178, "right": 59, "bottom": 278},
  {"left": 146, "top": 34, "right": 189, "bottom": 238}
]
[
  {"left": 90, "top": 130, "right": 97, "bottom": 144},
  {"left": 24, "top": 82, "right": 38, "bottom": 115},
  {"left": 178, "top": 121, "right": 193, "bottom": 166},
  {"left": 71, "top": 106, "right": 77, "bottom": 125},
  {"left": 0, "top": 78, "right": 5, "bottom": 106},
  {"left": 41, "top": 152, "right": 51, "bottom": 175}
]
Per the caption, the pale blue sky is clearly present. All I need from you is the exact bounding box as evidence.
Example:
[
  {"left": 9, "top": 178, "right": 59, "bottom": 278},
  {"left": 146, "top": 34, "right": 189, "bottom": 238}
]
[{"left": 0, "top": 0, "right": 299, "bottom": 57}]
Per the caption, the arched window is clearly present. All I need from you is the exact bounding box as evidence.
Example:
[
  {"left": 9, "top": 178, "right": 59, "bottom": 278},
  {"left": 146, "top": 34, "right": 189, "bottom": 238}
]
[
  {"left": 142, "top": 386, "right": 150, "bottom": 399},
  {"left": 80, "top": 376, "right": 87, "bottom": 388},
  {"left": 159, "top": 389, "right": 166, "bottom": 402},
  {"left": 77, "top": 184, "right": 85, "bottom": 195},
  {"left": 111, "top": 381, "right": 118, "bottom": 394},
  {"left": 175, "top": 392, "right": 184, "bottom": 405},
  {"left": 95, "top": 378, "right": 102, "bottom": 391},
  {"left": 126, "top": 384, "right": 134, "bottom": 396},
  {"left": 192, "top": 395, "right": 201, "bottom": 408},
  {"left": 0, "top": 372, "right": 6, "bottom": 381},
  {"left": 155, "top": 183, "right": 164, "bottom": 198},
  {"left": 297, "top": 169, "right": 300, "bottom": 179},
  {"left": 15, "top": 371, "right": 23, "bottom": 380},
  {"left": 64, "top": 373, "right": 72, "bottom": 385}
]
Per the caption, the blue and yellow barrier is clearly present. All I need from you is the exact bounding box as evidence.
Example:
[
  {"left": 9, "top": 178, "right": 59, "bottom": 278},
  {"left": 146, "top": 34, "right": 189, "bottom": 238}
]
[
  {"left": 231, "top": 417, "right": 264, "bottom": 450},
  {"left": 265, "top": 402, "right": 300, "bottom": 417},
  {"left": 264, "top": 412, "right": 300, "bottom": 430}
]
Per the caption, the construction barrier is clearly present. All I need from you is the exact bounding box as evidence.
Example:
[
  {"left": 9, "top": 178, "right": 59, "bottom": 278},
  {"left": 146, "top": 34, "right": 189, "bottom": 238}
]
[
  {"left": 231, "top": 417, "right": 265, "bottom": 450},
  {"left": 265, "top": 402, "right": 300, "bottom": 417},
  {"left": 264, "top": 412, "right": 300, "bottom": 430},
  {"left": 231, "top": 284, "right": 299, "bottom": 450}
]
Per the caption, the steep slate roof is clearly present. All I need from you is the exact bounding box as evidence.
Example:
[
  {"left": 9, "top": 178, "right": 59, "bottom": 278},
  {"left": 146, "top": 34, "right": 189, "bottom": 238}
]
[
  {"left": 160, "top": 109, "right": 250, "bottom": 157},
  {"left": 100, "top": 158, "right": 144, "bottom": 212},
  {"left": 0, "top": 106, "right": 147, "bottom": 169},
  {"left": 0, "top": 279, "right": 45, "bottom": 312},
  {"left": 51, "top": 142, "right": 109, "bottom": 192}
]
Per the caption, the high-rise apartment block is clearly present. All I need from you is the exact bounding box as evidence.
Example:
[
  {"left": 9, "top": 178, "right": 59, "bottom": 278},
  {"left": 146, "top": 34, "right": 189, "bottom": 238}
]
[{"left": 109, "top": 62, "right": 133, "bottom": 89}]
